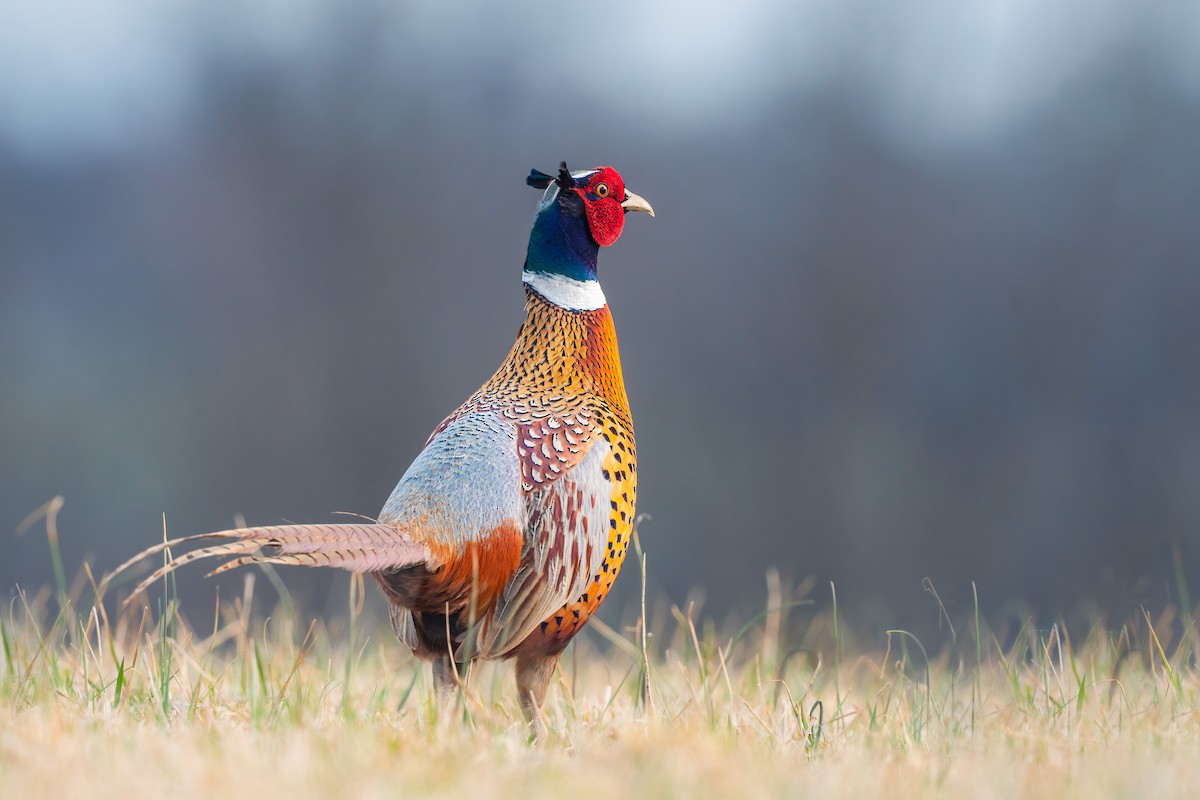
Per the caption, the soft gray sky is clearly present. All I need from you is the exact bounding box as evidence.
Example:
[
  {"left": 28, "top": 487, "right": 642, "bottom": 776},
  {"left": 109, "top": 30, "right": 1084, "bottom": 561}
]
[{"left": 2, "top": 1, "right": 1195, "bottom": 157}]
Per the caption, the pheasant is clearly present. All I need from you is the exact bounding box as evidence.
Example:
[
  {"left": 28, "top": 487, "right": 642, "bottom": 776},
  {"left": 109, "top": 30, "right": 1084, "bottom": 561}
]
[{"left": 103, "top": 162, "right": 653, "bottom": 732}]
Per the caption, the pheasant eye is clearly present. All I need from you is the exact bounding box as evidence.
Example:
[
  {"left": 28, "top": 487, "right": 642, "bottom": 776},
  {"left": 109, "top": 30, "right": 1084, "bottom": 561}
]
[{"left": 594, "top": 183, "right": 609, "bottom": 198}]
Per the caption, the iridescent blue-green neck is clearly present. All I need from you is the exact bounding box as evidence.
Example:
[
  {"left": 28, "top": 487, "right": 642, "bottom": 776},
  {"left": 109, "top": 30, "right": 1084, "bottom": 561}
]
[{"left": 522, "top": 195, "right": 600, "bottom": 284}]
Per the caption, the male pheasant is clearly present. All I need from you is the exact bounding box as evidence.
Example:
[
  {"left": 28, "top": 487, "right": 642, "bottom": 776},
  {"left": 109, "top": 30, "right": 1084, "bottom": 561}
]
[{"left": 104, "top": 162, "right": 653, "bottom": 732}]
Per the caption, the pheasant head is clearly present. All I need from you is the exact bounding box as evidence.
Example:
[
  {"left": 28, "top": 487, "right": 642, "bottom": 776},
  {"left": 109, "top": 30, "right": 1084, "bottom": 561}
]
[{"left": 522, "top": 163, "right": 653, "bottom": 306}]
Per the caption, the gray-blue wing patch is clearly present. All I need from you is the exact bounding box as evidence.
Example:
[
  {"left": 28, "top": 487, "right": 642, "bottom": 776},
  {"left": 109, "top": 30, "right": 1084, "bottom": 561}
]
[{"left": 377, "top": 410, "right": 524, "bottom": 550}]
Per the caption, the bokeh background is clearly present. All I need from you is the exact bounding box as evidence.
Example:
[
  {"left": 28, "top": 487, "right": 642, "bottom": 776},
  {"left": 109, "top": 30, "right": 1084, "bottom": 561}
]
[{"left": 4, "top": 1, "right": 1199, "bottom": 638}]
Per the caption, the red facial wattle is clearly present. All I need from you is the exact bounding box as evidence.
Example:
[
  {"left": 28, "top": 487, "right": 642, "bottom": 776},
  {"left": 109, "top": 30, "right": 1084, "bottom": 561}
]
[{"left": 576, "top": 167, "right": 627, "bottom": 248}]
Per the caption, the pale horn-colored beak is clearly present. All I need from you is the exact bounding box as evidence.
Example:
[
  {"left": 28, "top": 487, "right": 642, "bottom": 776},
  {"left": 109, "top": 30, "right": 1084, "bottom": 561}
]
[{"left": 621, "top": 189, "right": 655, "bottom": 218}]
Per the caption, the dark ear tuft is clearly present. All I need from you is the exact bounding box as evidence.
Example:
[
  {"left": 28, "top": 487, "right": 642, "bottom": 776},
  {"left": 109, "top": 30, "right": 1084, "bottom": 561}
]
[
  {"left": 556, "top": 162, "right": 574, "bottom": 190},
  {"left": 526, "top": 169, "right": 554, "bottom": 189}
]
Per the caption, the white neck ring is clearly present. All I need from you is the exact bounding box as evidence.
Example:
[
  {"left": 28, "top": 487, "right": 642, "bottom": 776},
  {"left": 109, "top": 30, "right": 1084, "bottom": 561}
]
[{"left": 522, "top": 271, "right": 607, "bottom": 311}]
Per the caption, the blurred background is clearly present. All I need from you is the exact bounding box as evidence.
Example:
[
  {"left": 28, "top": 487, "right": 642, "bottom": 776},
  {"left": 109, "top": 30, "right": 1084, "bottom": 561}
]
[{"left": 4, "top": 1, "right": 1199, "bottom": 640}]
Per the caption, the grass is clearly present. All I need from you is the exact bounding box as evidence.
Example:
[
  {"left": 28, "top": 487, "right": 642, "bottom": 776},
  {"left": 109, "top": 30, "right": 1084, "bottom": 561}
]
[{"left": 2, "top": 519, "right": 1199, "bottom": 798}]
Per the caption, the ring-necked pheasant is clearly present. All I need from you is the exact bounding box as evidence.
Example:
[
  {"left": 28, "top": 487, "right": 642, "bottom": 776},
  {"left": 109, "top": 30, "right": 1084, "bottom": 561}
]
[{"left": 103, "top": 162, "right": 653, "bottom": 733}]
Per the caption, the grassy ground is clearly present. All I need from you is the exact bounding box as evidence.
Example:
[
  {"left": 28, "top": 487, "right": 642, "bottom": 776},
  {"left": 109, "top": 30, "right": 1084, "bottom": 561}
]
[{"left": 2, "top": 520, "right": 1198, "bottom": 798}]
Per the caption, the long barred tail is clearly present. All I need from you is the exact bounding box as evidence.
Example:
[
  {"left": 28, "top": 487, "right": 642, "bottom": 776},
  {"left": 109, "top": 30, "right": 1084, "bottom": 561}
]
[{"left": 101, "top": 524, "right": 428, "bottom": 606}]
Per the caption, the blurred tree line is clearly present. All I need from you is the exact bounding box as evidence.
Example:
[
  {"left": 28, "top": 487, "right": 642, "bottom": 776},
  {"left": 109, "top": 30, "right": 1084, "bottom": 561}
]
[{"left": 3, "top": 2, "right": 1198, "bottom": 638}]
